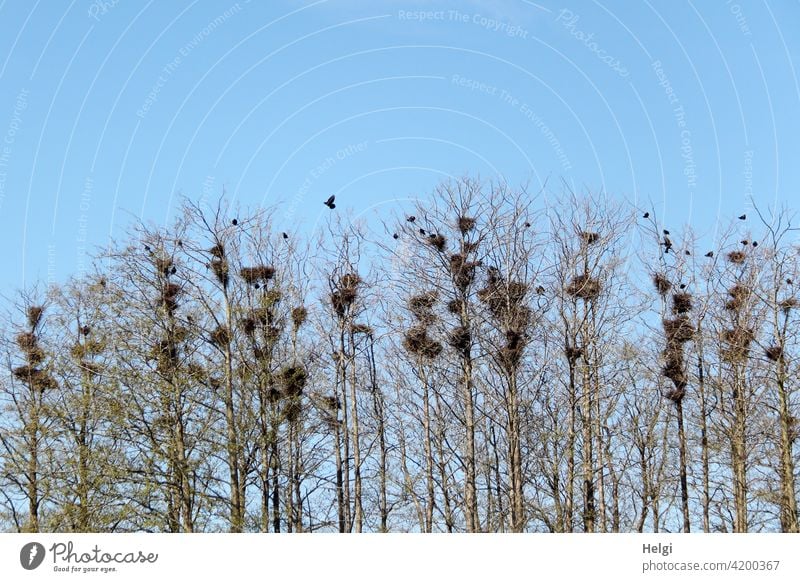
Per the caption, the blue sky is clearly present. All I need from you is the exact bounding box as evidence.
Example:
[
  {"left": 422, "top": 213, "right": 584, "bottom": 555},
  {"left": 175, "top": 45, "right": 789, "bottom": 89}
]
[{"left": 0, "top": 0, "right": 798, "bottom": 289}]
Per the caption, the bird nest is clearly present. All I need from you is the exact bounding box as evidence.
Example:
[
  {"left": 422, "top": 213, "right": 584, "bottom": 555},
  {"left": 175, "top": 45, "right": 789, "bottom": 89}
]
[
  {"left": 652, "top": 273, "right": 672, "bottom": 296},
  {"left": 671, "top": 292, "right": 693, "bottom": 314},
  {"left": 566, "top": 273, "right": 602, "bottom": 301},
  {"left": 279, "top": 365, "right": 307, "bottom": 397},
  {"left": 721, "top": 327, "right": 755, "bottom": 362},
  {"left": 426, "top": 234, "right": 447, "bottom": 252},
  {"left": 27, "top": 306, "right": 44, "bottom": 329},
  {"left": 291, "top": 306, "right": 308, "bottom": 328},
  {"left": 581, "top": 231, "right": 600, "bottom": 245},
  {"left": 12, "top": 365, "right": 57, "bottom": 390},
  {"left": 663, "top": 315, "right": 694, "bottom": 345},
  {"left": 565, "top": 345, "right": 584, "bottom": 363},
  {"left": 408, "top": 291, "right": 438, "bottom": 322},
  {"left": 764, "top": 345, "right": 784, "bottom": 362},
  {"left": 240, "top": 265, "right": 276, "bottom": 284},
  {"left": 726, "top": 250, "right": 746, "bottom": 264},
  {"left": 449, "top": 254, "right": 477, "bottom": 291},
  {"left": 779, "top": 297, "right": 797, "bottom": 312},
  {"left": 457, "top": 216, "right": 477, "bottom": 234},
  {"left": 210, "top": 325, "right": 232, "bottom": 346},
  {"left": 448, "top": 326, "right": 471, "bottom": 355},
  {"left": 211, "top": 259, "right": 229, "bottom": 287},
  {"left": 403, "top": 326, "right": 442, "bottom": 360},
  {"left": 725, "top": 284, "right": 751, "bottom": 311}
]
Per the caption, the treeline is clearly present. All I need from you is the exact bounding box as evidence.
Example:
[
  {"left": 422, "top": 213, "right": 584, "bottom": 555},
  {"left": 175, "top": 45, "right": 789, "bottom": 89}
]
[{"left": 1, "top": 178, "right": 798, "bottom": 533}]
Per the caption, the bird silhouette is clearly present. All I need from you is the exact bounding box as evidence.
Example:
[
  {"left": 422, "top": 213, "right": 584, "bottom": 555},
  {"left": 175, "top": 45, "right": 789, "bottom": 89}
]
[
  {"left": 663, "top": 236, "right": 673, "bottom": 253},
  {"left": 171, "top": 266, "right": 177, "bottom": 275},
  {"left": 741, "top": 240, "right": 749, "bottom": 246},
  {"left": 392, "top": 233, "right": 399, "bottom": 240},
  {"left": 788, "top": 279, "right": 794, "bottom": 285},
  {"left": 282, "top": 232, "right": 288, "bottom": 240},
  {"left": 685, "top": 250, "right": 691, "bottom": 256},
  {"left": 144, "top": 245, "right": 151, "bottom": 252},
  {"left": 324, "top": 195, "right": 336, "bottom": 209},
  {"left": 407, "top": 216, "right": 416, "bottom": 223},
  {"left": 535, "top": 285, "right": 545, "bottom": 294},
  {"left": 752, "top": 241, "right": 758, "bottom": 248},
  {"left": 232, "top": 218, "right": 238, "bottom": 226},
  {"left": 643, "top": 212, "right": 650, "bottom": 219},
  {"left": 705, "top": 251, "right": 714, "bottom": 258},
  {"left": 679, "top": 283, "right": 687, "bottom": 289},
  {"left": 663, "top": 229, "right": 670, "bottom": 235},
  {"left": 524, "top": 222, "right": 531, "bottom": 228},
  {"left": 419, "top": 228, "right": 426, "bottom": 236},
  {"left": 738, "top": 214, "right": 747, "bottom": 220}
]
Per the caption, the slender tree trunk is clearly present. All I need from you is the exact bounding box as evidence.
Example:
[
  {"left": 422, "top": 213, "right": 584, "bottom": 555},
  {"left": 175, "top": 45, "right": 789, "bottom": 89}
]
[
  {"left": 696, "top": 349, "right": 711, "bottom": 532},
  {"left": 675, "top": 399, "right": 691, "bottom": 532},
  {"left": 349, "top": 332, "right": 363, "bottom": 533}
]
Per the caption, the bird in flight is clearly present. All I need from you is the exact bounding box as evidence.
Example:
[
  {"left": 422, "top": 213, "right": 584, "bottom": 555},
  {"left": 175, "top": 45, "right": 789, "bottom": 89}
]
[
  {"left": 324, "top": 195, "right": 336, "bottom": 209},
  {"left": 738, "top": 214, "right": 746, "bottom": 220}
]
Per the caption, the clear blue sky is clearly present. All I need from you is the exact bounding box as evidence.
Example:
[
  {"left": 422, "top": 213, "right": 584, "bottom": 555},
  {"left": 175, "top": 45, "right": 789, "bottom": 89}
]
[{"left": 0, "top": 0, "right": 798, "bottom": 289}]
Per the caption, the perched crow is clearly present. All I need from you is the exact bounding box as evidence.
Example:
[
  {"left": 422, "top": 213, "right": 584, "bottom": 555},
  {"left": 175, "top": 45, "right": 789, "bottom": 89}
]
[
  {"left": 738, "top": 214, "right": 747, "bottom": 220},
  {"left": 535, "top": 285, "right": 545, "bottom": 295},
  {"left": 663, "top": 236, "right": 673, "bottom": 253},
  {"left": 144, "top": 245, "right": 151, "bottom": 252},
  {"left": 524, "top": 222, "right": 531, "bottom": 228},
  {"left": 407, "top": 216, "right": 416, "bottom": 223},
  {"left": 663, "top": 229, "right": 670, "bottom": 235},
  {"left": 752, "top": 241, "right": 758, "bottom": 248},
  {"left": 643, "top": 212, "right": 649, "bottom": 219},
  {"left": 171, "top": 266, "right": 177, "bottom": 275},
  {"left": 679, "top": 283, "right": 687, "bottom": 289},
  {"left": 788, "top": 279, "right": 794, "bottom": 285},
  {"left": 685, "top": 250, "right": 691, "bottom": 256},
  {"left": 177, "top": 240, "right": 183, "bottom": 247},
  {"left": 324, "top": 195, "right": 336, "bottom": 209},
  {"left": 705, "top": 251, "right": 714, "bottom": 258},
  {"left": 232, "top": 218, "right": 238, "bottom": 226},
  {"left": 392, "top": 233, "right": 399, "bottom": 240},
  {"left": 419, "top": 228, "right": 426, "bottom": 236},
  {"left": 282, "top": 232, "right": 288, "bottom": 239},
  {"left": 741, "top": 240, "right": 749, "bottom": 246}
]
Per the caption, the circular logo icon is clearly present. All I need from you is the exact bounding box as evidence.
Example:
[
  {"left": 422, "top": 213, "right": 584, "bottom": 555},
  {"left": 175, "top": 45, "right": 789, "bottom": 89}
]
[{"left": 20, "top": 542, "right": 46, "bottom": 570}]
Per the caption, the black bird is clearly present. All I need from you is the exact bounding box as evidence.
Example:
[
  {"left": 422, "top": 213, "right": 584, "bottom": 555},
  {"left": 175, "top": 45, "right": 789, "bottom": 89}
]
[
  {"left": 524, "top": 222, "right": 531, "bottom": 228},
  {"left": 663, "top": 236, "right": 673, "bottom": 253},
  {"left": 407, "top": 216, "right": 416, "bottom": 223},
  {"left": 705, "top": 251, "right": 714, "bottom": 258},
  {"left": 535, "top": 285, "right": 545, "bottom": 295},
  {"left": 177, "top": 240, "right": 183, "bottom": 247},
  {"left": 788, "top": 279, "right": 794, "bottom": 285},
  {"left": 171, "top": 266, "right": 177, "bottom": 275},
  {"left": 685, "top": 250, "right": 691, "bottom": 256},
  {"left": 741, "top": 240, "right": 749, "bottom": 246},
  {"left": 144, "top": 245, "right": 151, "bottom": 252},
  {"left": 324, "top": 195, "right": 336, "bottom": 209},
  {"left": 282, "top": 232, "right": 288, "bottom": 239},
  {"left": 392, "top": 233, "right": 399, "bottom": 240},
  {"left": 738, "top": 214, "right": 747, "bottom": 220},
  {"left": 663, "top": 229, "right": 670, "bottom": 235},
  {"left": 419, "top": 228, "right": 426, "bottom": 236},
  {"left": 232, "top": 218, "right": 238, "bottom": 226},
  {"left": 679, "top": 283, "right": 687, "bottom": 289},
  {"left": 254, "top": 283, "right": 260, "bottom": 289},
  {"left": 752, "top": 241, "right": 758, "bottom": 248},
  {"left": 643, "top": 212, "right": 650, "bottom": 219}
]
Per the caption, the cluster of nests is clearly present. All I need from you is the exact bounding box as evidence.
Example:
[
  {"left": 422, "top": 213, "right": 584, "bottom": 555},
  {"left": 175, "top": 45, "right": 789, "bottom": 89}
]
[
  {"left": 477, "top": 268, "right": 531, "bottom": 370},
  {"left": 449, "top": 253, "right": 480, "bottom": 292},
  {"left": 330, "top": 273, "right": 362, "bottom": 318},
  {"left": 654, "top": 275, "right": 696, "bottom": 403},
  {"left": 12, "top": 306, "right": 58, "bottom": 391},
  {"left": 403, "top": 291, "right": 443, "bottom": 360}
]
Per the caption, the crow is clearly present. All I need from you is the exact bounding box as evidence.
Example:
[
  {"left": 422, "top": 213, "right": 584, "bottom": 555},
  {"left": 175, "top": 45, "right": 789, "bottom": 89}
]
[
  {"left": 407, "top": 216, "right": 416, "bottom": 223},
  {"left": 524, "top": 222, "right": 531, "bottom": 228},
  {"left": 663, "top": 229, "right": 670, "bottom": 235},
  {"left": 392, "top": 233, "right": 399, "bottom": 240},
  {"left": 171, "top": 266, "right": 177, "bottom": 275},
  {"left": 232, "top": 218, "right": 238, "bottom": 226},
  {"left": 419, "top": 228, "right": 426, "bottom": 236},
  {"left": 788, "top": 279, "right": 794, "bottom": 285},
  {"left": 282, "top": 232, "right": 288, "bottom": 240},
  {"left": 685, "top": 250, "right": 691, "bottom": 256},
  {"left": 144, "top": 245, "right": 151, "bottom": 252},
  {"left": 535, "top": 285, "right": 545, "bottom": 295},
  {"left": 705, "top": 251, "right": 714, "bottom": 258},
  {"left": 738, "top": 214, "right": 747, "bottom": 220},
  {"left": 643, "top": 212, "right": 649, "bottom": 219},
  {"left": 741, "top": 240, "right": 749, "bottom": 246},
  {"left": 679, "top": 283, "right": 686, "bottom": 289},
  {"left": 663, "top": 236, "right": 673, "bottom": 253},
  {"left": 324, "top": 195, "right": 336, "bottom": 209},
  {"left": 752, "top": 241, "right": 758, "bottom": 248}
]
